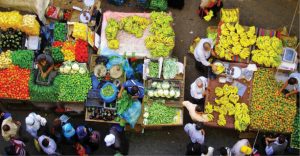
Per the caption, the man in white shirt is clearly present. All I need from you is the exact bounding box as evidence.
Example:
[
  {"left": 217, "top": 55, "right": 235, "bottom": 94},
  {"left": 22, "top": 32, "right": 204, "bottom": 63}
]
[
  {"left": 194, "top": 38, "right": 217, "bottom": 69},
  {"left": 38, "top": 135, "right": 57, "bottom": 155},
  {"left": 190, "top": 76, "right": 208, "bottom": 104},
  {"left": 25, "top": 112, "right": 47, "bottom": 138},
  {"left": 184, "top": 123, "right": 205, "bottom": 144},
  {"left": 231, "top": 139, "right": 252, "bottom": 156}
]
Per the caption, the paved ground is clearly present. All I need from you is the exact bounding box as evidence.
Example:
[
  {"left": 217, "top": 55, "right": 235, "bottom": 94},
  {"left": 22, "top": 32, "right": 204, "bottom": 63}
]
[{"left": 0, "top": 0, "right": 299, "bottom": 155}]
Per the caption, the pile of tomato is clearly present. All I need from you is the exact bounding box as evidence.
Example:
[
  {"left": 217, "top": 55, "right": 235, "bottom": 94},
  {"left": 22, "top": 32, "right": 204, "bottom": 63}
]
[
  {"left": 75, "top": 39, "right": 89, "bottom": 63},
  {"left": 0, "top": 66, "right": 30, "bottom": 100}
]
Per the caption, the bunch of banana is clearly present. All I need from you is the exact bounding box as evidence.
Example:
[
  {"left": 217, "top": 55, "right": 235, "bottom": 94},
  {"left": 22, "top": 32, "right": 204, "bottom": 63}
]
[
  {"left": 206, "top": 114, "right": 214, "bottom": 121},
  {"left": 108, "top": 40, "right": 119, "bottom": 49},
  {"left": 216, "top": 64, "right": 225, "bottom": 73},
  {"left": 209, "top": 84, "right": 250, "bottom": 131},
  {"left": 120, "top": 16, "right": 150, "bottom": 38},
  {"left": 205, "top": 102, "right": 214, "bottom": 114},
  {"left": 106, "top": 19, "right": 119, "bottom": 40},
  {"left": 221, "top": 8, "right": 239, "bottom": 23},
  {"left": 0, "top": 50, "right": 12, "bottom": 69},
  {"left": 252, "top": 36, "right": 283, "bottom": 67},
  {"left": 234, "top": 103, "right": 250, "bottom": 131},
  {"left": 146, "top": 12, "right": 175, "bottom": 57},
  {"left": 215, "top": 87, "right": 224, "bottom": 97},
  {"left": 229, "top": 94, "right": 239, "bottom": 104},
  {"left": 204, "top": 10, "right": 214, "bottom": 21},
  {"left": 226, "top": 103, "right": 236, "bottom": 115},
  {"left": 239, "top": 48, "right": 250, "bottom": 59},
  {"left": 216, "top": 23, "right": 256, "bottom": 60},
  {"left": 217, "top": 114, "right": 227, "bottom": 126}
]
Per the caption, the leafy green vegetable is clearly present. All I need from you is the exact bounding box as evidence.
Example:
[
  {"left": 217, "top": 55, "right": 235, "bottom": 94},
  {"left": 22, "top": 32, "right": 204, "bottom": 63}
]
[
  {"left": 54, "top": 73, "right": 91, "bottom": 102},
  {"left": 11, "top": 50, "right": 34, "bottom": 69},
  {"left": 291, "top": 110, "right": 300, "bottom": 149},
  {"left": 149, "top": 61, "right": 159, "bottom": 78},
  {"left": 54, "top": 22, "right": 67, "bottom": 41},
  {"left": 163, "top": 58, "right": 178, "bottom": 79},
  {"left": 29, "top": 73, "right": 58, "bottom": 102},
  {"left": 51, "top": 47, "right": 64, "bottom": 63},
  {"left": 101, "top": 85, "right": 115, "bottom": 97},
  {"left": 146, "top": 100, "right": 177, "bottom": 124},
  {"left": 116, "top": 91, "right": 133, "bottom": 115}
]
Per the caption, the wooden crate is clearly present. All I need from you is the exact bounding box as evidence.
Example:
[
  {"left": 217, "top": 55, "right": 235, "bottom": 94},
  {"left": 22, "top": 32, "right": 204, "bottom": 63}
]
[
  {"left": 143, "top": 108, "right": 184, "bottom": 128},
  {"left": 142, "top": 57, "right": 186, "bottom": 128}
]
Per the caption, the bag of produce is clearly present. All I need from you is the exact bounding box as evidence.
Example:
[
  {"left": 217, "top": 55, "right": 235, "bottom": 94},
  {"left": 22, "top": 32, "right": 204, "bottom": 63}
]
[
  {"left": 100, "top": 82, "right": 118, "bottom": 103},
  {"left": 121, "top": 100, "right": 142, "bottom": 128},
  {"left": 21, "top": 15, "right": 40, "bottom": 36}
]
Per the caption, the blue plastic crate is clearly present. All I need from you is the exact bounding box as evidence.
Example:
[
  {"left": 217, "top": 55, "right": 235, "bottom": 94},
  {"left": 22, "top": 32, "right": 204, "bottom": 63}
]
[
  {"left": 137, "top": 0, "right": 149, "bottom": 7},
  {"left": 88, "top": 89, "right": 101, "bottom": 99}
]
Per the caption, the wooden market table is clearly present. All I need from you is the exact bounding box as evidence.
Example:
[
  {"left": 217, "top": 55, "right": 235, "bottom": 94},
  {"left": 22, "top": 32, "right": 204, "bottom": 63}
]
[
  {"left": 204, "top": 62, "right": 253, "bottom": 129},
  {"left": 142, "top": 57, "right": 186, "bottom": 128}
]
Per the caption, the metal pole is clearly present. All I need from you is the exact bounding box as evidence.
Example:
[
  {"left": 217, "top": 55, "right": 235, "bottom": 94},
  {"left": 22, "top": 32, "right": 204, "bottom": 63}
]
[{"left": 289, "top": 0, "right": 299, "bottom": 35}]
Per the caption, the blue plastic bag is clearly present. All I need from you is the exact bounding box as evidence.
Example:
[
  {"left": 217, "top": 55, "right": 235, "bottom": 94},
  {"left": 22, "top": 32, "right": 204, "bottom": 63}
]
[
  {"left": 91, "top": 74, "right": 100, "bottom": 89},
  {"left": 100, "top": 82, "right": 118, "bottom": 103},
  {"left": 120, "top": 100, "right": 141, "bottom": 128},
  {"left": 101, "top": 48, "right": 134, "bottom": 79}
]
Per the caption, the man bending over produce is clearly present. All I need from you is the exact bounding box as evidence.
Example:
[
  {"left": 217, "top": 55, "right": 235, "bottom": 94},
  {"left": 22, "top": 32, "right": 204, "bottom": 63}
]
[
  {"left": 182, "top": 101, "right": 210, "bottom": 122},
  {"left": 35, "top": 53, "right": 57, "bottom": 85},
  {"left": 276, "top": 72, "right": 300, "bottom": 98},
  {"left": 194, "top": 38, "right": 217, "bottom": 78},
  {"left": 118, "top": 80, "right": 144, "bottom": 101}
]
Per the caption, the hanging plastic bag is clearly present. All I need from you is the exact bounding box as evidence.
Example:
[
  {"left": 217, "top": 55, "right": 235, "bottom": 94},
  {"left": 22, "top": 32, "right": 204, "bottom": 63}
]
[
  {"left": 101, "top": 48, "right": 134, "bottom": 78},
  {"left": 120, "top": 100, "right": 141, "bottom": 128}
]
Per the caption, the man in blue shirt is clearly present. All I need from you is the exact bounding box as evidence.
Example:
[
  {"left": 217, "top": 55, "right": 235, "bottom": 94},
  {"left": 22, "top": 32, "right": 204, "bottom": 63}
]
[
  {"left": 265, "top": 135, "right": 288, "bottom": 155},
  {"left": 118, "top": 80, "right": 144, "bottom": 100}
]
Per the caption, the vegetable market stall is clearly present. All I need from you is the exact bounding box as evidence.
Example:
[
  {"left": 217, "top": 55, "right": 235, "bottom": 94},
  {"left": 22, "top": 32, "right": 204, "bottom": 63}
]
[
  {"left": 249, "top": 68, "right": 297, "bottom": 133},
  {"left": 204, "top": 62, "right": 252, "bottom": 131},
  {"left": 142, "top": 57, "right": 186, "bottom": 127}
]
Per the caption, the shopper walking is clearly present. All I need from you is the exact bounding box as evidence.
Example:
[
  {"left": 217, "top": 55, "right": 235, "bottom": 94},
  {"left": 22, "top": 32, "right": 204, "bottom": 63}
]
[
  {"left": 25, "top": 112, "right": 47, "bottom": 138},
  {"left": 62, "top": 123, "right": 76, "bottom": 144},
  {"left": 265, "top": 134, "right": 288, "bottom": 155},
  {"left": 231, "top": 139, "right": 252, "bottom": 156},
  {"left": 220, "top": 146, "right": 232, "bottom": 156},
  {"left": 50, "top": 118, "right": 63, "bottom": 143},
  {"left": 1, "top": 116, "right": 21, "bottom": 141},
  {"left": 38, "top": 135, "right": 57, "bottom": 155},
  {"left": 4, "top": 138, "right": 27, "bottom": 156},
  {"left": 184, "top": 122, "right": 205, "bottom": 144},
  {"left": 88, "top": 130, "right": 101, "bottom": 152},
  {"left": 104, "top": 125, "right": 129, "bottom": 155}
]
